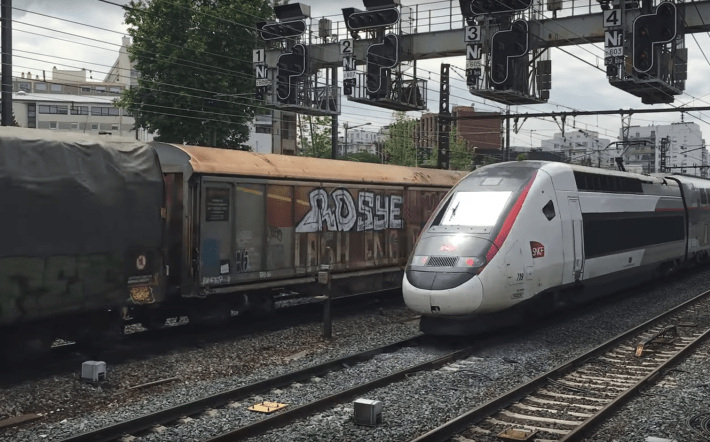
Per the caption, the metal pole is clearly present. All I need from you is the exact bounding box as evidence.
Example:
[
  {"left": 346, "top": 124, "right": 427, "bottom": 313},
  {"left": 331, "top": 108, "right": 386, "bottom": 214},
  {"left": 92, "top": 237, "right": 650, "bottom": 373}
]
[
  {"left": 323, "top": 277, "right": 332, "bottom": 339},
  {"left": 331, "top": 67, "right": 338, "bottom": 159},
  {"left": 1, "top": 0, "right": 12, "bottom": 126},
  {"left": 344, "top": 123, "right": 348, "bottom": 158},
  {"left": 505, "top": 109, "right": 511, "bottom": 161}
]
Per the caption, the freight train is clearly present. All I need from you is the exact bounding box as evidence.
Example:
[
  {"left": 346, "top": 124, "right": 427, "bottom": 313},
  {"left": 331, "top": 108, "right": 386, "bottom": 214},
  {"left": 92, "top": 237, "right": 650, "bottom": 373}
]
[
  {"left": 403, "top": 161, "right": 710, "bottom": 334},
  {"left": 0, "top": 129, "right": 465, "bottom": 356}
]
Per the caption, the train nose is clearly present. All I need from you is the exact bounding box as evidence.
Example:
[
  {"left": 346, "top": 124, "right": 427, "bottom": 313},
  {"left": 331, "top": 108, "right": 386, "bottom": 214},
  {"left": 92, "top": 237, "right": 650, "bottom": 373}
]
[{"left": 403, "top": 272, "right": 484, "bottom": 315}]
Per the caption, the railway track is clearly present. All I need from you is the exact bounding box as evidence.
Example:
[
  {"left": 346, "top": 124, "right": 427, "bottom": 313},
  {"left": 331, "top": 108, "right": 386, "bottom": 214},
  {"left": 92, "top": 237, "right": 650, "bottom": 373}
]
[
  {"left": 59, "top": 307, "right": 576, "bottom": 442},
  {"left": 58, "top": 335, "right": 431, "bottom": 442},
  {"left": 411, "top": 288, "right": 710, "bottom": 442},
  {"left": 0, "top": 289, "right": 402, "bottom": 386}
]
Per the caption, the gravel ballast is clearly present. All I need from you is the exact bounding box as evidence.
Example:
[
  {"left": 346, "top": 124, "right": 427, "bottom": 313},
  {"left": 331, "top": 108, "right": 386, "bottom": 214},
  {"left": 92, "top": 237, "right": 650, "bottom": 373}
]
[{"left": 3, "top": 268, "right": 710, "bottom": 442}]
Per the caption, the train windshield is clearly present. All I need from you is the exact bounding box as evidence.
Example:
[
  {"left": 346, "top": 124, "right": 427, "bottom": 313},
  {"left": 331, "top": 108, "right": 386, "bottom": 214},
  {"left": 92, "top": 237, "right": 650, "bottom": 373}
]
[
  {"left": 440, "top": 191, "right": 512, "bottom": 227},
  {"left": 427, "top": 165, "right": 540, "bottom": 234}
]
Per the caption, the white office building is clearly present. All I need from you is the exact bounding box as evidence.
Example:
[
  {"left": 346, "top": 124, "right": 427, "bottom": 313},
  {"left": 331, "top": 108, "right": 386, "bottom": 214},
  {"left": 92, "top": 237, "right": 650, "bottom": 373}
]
[
  {"left": 624, "top": 122, "right": 707, "bottom": 177},
  {"left": 540, "top": 130, "right": 615, "bottom": 169}
]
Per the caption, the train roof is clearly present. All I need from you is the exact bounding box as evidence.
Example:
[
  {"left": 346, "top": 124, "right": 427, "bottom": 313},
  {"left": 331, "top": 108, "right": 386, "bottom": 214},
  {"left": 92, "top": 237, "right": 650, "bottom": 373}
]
[{"left": 153, "top": 143, "right": 467, "bottom": 187}]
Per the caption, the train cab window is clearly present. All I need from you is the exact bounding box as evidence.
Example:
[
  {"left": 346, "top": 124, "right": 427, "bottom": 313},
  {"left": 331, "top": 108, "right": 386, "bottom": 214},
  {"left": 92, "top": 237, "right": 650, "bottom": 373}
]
[
  {"left": 440, "top": 191, "right": 512, "bottom": 227},
  {"left": 702, "top": 190, "right": 709, "bottom": 206},
  {"left": 542, "top": 200, "right": 555, "bottom": 220}
]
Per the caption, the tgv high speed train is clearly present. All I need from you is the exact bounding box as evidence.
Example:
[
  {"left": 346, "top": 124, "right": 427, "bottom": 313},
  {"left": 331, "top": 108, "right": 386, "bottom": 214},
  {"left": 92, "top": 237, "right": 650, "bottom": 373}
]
[{"left": 403, "top": 161, "right": 710, "bottom": 334}]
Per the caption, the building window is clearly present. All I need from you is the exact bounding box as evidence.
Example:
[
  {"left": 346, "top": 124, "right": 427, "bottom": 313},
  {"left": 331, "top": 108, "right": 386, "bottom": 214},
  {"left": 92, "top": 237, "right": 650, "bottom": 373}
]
[
  {"left": 91, "top": 123, "right": 99, "bottom": 130},
  {"left": 109, "top": 86, "right": 121, "bottom": 94},
  {"left": 35, "top": 83, "right": 47, "bottom": 91},
  {"left": 38, "top": 105, "right": 68, "bottom": 114},
  {"left": 49, "top": 121, "right": 57, "bottom": 130},
  {"left": 131, "top": 69, "right": 139, "bottom": 78},
  {"left": 81, "top": 87, "right": 91, "bottom": 93},
  {"left": 70, "top": 106, "right": 89, "bottom": 115},
  {"left": 18, "top": 82, "right": 31, "bottom": 92},
  {"left": 95, "top": 86, "right": 106, "bottom": 93},
  {"left": 71, "top": 122, "right": 78, "bottom": 130},
  {"left": 50, "top": 84, "right": 62, "bottom": 92},
  {"left": 111, "top": 124, "right": 119, "bottom": 131},
  {"left": 91, "top": 107, "right": 120, "bottom": 116},
  {"left": 123, "top": 109, "right": 133, "bottom": 117},
  {"left": 27, "top": 104, "right": 36, "bottom": 128},
  {"left": 255, "top": 126, "right": 271, "bottom": 134}
]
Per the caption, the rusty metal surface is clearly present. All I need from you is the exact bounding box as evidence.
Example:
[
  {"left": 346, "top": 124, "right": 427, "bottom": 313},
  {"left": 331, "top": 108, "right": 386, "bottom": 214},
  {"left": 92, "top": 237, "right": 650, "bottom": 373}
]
[
  {"left": 635, "top": 325, "right": 680, "bottom": 357},
  {"left": 164, "top": 144, "right": 467, "bottom": 186}
]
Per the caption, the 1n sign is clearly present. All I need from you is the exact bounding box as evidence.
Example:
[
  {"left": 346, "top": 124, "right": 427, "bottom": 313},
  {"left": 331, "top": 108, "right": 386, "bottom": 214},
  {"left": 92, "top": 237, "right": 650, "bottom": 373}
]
[{"left": 253, "top": 49, "right": 265, "bottom": 63}]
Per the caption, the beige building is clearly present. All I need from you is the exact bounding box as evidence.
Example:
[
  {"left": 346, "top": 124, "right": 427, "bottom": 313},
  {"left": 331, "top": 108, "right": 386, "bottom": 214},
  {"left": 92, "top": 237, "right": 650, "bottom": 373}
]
[
  {"left": 8, "top": 37, "right": 151, "bottom": 140},
  {"left": 12, "top": 92, "right": 136, "bottom": 136}
]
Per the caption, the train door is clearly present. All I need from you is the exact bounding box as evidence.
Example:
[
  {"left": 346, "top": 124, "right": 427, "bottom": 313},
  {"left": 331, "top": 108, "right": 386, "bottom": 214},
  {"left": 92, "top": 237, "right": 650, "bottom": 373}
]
[{"left": 568, "top": 197, "right": 584, "bottom": 281}]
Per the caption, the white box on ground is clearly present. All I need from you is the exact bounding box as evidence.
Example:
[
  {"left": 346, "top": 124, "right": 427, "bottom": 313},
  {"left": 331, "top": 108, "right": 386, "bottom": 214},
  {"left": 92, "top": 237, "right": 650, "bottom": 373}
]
[
  {"left": 353, "top": 398, "right": 382, "bottom": 426},
  {"left": 81, "top": 361, "right": 106, "bottom": 382}
]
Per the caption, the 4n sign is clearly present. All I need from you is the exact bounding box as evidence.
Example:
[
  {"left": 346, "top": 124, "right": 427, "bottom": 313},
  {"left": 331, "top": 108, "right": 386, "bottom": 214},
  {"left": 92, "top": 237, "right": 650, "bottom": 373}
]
[
  {"left": 604, "top": 30, "right": 623, "bottom": 48},
  {"left": 603, "top": 9, "right": 622, "bottom": 28}
]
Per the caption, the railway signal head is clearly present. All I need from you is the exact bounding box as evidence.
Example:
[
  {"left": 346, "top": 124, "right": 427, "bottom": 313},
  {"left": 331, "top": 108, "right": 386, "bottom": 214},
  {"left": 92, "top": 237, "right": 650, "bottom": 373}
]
[
  {"left": 366, "top": 34, "right": 400, "bottom": 99},
  {"left": 459, "top": 0, "right": 533, "bottom": 17},
  {"left": 257, "top": 20, "right": 307, "bottom": 41},
  {"left": 632, "top": 2, "right": 678, "bottom": 73},
  {"left": 343, "top": 7, "right": 400, "bottom": 32},
  {"left": 276, "top": 44, "right": 308, "bottom": 104},
  {"left": 490, "top": 20, "right": 529, "bottom": 88}
]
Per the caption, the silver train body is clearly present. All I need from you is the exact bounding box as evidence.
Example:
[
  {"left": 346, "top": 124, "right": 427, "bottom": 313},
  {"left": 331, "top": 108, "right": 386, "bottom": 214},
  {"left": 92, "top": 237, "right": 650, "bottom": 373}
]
[{"left": 403, "top": 161, "right": 710, "bottom": 334}]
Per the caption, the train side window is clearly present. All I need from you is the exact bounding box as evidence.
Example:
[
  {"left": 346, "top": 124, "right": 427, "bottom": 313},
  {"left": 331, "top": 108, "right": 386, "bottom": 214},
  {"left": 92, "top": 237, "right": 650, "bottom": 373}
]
[
  {"left": 703, "top": 190, "right": 709, "bottom": 206},
  {"left": 542, "top": 200, "right": 555, "bottom": 221}
]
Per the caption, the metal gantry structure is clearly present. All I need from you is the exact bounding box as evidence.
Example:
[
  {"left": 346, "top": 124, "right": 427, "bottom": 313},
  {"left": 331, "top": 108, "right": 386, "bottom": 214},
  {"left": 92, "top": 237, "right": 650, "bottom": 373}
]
[{"left": 252, "top": 0, "right": 710, "bottom": 164}]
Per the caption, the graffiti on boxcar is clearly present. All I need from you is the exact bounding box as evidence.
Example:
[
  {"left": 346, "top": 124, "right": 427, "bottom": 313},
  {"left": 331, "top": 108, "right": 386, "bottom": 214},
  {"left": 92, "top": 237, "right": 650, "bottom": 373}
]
[{"left": 296, "top": 188, "right": 403, "bottom": 233}]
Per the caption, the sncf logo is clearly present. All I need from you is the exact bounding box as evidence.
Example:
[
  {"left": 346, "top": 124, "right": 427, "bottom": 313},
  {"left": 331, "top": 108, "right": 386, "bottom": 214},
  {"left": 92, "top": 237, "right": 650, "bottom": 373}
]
[
  {"left": 530, "top": 241, "right": 545, "bottom": 258},
  {"left": 440, "top": 243, "right": 457, "bottom": 252}
]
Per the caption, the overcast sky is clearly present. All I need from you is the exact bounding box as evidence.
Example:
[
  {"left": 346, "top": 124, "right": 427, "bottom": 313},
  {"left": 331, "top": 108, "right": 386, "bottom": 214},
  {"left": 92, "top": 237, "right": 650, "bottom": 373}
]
[{"left": 10, "top": 0, "right": 710, "bottom": 149}]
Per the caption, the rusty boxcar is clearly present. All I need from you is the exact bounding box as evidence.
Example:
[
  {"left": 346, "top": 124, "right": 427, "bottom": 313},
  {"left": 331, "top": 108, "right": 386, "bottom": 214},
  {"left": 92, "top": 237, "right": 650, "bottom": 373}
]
[{"left": 150, "top": 143, "right": 466, "bottom": 325}]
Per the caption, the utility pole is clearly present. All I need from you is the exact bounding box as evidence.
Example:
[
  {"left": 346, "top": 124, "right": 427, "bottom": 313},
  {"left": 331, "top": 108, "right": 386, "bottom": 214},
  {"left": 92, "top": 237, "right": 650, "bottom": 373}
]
[
  {"left": 331, "top": 66, "right": 338, "bottom": 159},
  {"left": 505, "top": 107, "right": 511, "bottom": 161},
  {"left": 437, "top": 63, "right": 450, "bottom": 169},
  {"left": 1, "top": 0, "right": 12, "bottom": 126}
]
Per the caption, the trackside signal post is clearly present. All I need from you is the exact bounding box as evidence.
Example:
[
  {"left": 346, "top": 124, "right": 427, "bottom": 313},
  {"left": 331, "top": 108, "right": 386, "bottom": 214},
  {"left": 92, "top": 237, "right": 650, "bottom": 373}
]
[
  {"left": 341, "top": 0, "right": 427, "bottom": 111},
  {"left": 254, "top": 3, "right": 340, "bottom": 117}
]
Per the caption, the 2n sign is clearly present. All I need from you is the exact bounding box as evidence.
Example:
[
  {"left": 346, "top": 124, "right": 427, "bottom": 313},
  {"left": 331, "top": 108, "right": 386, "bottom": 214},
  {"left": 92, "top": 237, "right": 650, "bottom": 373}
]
[
  {"left": 340, "top": 39, "right": 354, "bottom": 55},
  {"left": 603, "top": 9, "right": 622, "bottom": 27}
]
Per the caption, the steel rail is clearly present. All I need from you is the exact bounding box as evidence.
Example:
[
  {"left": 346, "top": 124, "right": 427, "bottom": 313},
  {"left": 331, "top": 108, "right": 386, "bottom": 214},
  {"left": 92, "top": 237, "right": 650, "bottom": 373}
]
[
  {"left": 411, "top": 288, "right": 710, "bottom": 442},
  {"left": 203, "top": 346, "right": 480, "bottom": 442},
  {"left": 58, "top": 335, "right": 425, "bottom": 442}
]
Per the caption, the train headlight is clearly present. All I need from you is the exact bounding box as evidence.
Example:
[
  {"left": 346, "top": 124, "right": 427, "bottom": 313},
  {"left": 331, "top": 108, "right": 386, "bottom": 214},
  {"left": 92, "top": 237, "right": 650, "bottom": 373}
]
[
  {"left": 412, "top": 255, "right": 428, "bottom": 266},
  {"left": 457, "top": 256, "right": 485, "bottom": 268}
]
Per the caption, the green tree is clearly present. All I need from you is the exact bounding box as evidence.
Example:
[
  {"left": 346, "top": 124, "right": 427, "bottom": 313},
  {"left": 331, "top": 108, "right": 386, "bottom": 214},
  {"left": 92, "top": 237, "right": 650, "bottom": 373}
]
[
  {"left": 449, "top": 126, "right": 472, "bottom": 171},
  {"left": 343, "top": 151, "right": 383, "bottom": 163},
  {"left": 516, "top": 153, "right": 527, "bottom": 161},
  {"left": 117, "top": 0, "right": 274, "bottom": 148},
  {"left": 299, "top": 115, "right": 332, "bottom": 158},
  {"left": 423, "top": 125, "right": 472, "bottom": 171},
  {"left": 383, "top": 111, "right": 417, "bottom": 166}
]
